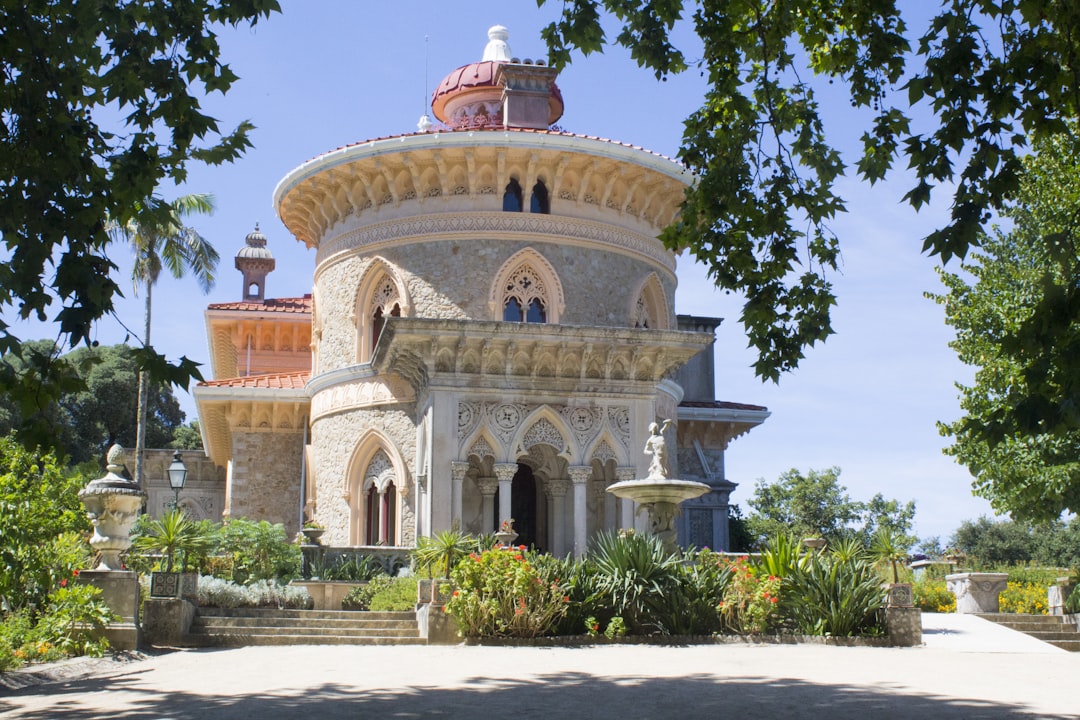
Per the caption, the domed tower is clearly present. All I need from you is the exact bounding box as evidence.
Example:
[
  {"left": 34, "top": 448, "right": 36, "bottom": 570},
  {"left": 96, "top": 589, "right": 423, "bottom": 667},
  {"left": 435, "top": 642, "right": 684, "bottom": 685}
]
[
  {"left": 235, "top": 224, "right": 275, "bottom": 302},
  {"left": 204, "top": 25, "right": 770, "bottom": 552}
]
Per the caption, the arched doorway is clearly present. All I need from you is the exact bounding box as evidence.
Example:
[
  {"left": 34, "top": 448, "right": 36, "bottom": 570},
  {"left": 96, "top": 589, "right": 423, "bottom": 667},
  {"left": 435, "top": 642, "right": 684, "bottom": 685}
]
[{"left": 493, "top": 463, "right": 543, "bottom": 551}]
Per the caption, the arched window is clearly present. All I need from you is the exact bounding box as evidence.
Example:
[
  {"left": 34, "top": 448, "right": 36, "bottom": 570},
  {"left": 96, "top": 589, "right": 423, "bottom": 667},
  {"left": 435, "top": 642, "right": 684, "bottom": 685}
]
[
  {"left": 503, "top": 178, "right": 523, "bottom": 212},
  {"left": 530, "top": 180, "right": 550, "bottom": 214},
  {"left": 502, "top": 263, "right": 548, "bottom": 324},
  {"left": 355, "top": 261, "right": 410, "bottom": 362},
  {"left": 490, "top": 248, "right": 565, "bottom": 324},
  {"left": 359, "top": 449, "right": 398, "bottom": 546},
  {"left": 630, "top": 273, "right": 670, "bottom": 330}
]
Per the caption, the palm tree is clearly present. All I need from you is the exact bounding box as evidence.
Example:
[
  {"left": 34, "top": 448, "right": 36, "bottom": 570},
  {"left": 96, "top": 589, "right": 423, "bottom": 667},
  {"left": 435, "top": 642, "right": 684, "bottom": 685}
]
[{"left": 108, "top": 194, "right": 218, "bottom": 486}]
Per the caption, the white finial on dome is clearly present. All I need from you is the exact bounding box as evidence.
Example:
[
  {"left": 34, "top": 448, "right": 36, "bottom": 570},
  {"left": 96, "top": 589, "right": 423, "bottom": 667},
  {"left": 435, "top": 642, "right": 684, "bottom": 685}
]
[
  {"left": 482, "top": 25, "right": 511, "bottom": 62},
  {"left": 417, "top": 114, "right": 433, "bottom": 133}
]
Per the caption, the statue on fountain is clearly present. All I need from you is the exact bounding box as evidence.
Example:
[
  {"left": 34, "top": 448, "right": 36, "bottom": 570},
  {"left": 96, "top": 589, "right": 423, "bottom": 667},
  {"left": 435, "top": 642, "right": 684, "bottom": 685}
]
[{"left": 644, "top": 419, "right": 673, "bottom": 480}]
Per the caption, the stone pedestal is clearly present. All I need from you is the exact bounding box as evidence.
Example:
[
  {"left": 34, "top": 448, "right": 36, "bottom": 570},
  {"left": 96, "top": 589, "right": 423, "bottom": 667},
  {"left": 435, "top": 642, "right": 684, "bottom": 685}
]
[
  {"left": 142, "top": 598, "right": 196, "bottom": 646},
  {"left": 885, "top": 606, "right": 922, "bottom": 646},
  {"left": 76, "top": 570, "right": 140, "bottom": 650},
  {"left": 417, "top": 602, "right": 460, "bottom": 644},
  {"left": 946, "top": 572, "right": 1009, "bottom": 613},
  {"left": 1049, "top": 579, "right": 1075, "bottom": 616}
]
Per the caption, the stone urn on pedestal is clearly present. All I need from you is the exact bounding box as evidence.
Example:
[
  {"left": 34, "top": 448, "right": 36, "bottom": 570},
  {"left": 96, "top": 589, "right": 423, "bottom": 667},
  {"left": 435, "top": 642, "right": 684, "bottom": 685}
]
[{"left": 77, "top": 444, "right": 147, "bottom": 650}]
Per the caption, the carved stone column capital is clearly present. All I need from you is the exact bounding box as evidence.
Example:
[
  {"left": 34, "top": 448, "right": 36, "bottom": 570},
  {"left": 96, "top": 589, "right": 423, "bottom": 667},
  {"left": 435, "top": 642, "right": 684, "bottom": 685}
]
[
  {"left": 493, "top": 463, "right": 518, "bottom": 483},
  {"left": 615, "top": 466, "right": 637, "bottom": 483},
  {"left": 477, "top": 476, "right": 499, "bottom": 496},
  {"left": 568, "top": 466, "right": 592, "bottom": 485},
  {"left": 545, "top": 476, "right": 570, "bottom": 498},
  {"left": 450, "top": 461, "right": 470, "bottom": 482}
]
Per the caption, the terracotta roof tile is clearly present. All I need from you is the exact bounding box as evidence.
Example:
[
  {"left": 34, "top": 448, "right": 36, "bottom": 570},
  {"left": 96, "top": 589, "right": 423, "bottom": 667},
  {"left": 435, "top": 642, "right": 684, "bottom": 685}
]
[
  {"left": 207, "top": 295, "right": 312, "bottom": 313},
  {"left": 199, "top": 371, "right": 310, "bottom": 389}
]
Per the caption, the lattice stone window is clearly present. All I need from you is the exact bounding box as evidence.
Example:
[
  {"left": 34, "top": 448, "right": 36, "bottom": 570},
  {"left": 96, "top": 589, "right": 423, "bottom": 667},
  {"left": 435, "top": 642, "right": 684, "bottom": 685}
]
[
  {"left": 370, "top": 277, "right": 402, "bottom": 351},
  {"left": 502, "top": 264, "right": 547, "bottom": 323},
  {"left": 362, "top": 449, "right": 398, "bottom": 546}
]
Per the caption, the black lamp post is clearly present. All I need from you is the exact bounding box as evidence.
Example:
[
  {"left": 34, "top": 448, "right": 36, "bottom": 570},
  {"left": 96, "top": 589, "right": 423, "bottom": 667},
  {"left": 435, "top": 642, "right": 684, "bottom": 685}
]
[{"left": 168, "top": 451, "right": 188, "bottom": 511}]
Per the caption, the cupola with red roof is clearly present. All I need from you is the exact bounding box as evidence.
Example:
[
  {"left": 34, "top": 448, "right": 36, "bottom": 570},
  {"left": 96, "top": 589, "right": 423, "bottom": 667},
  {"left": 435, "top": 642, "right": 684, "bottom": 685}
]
[{"left": 430, "top": 25, "right": 563, "bottom": 131}]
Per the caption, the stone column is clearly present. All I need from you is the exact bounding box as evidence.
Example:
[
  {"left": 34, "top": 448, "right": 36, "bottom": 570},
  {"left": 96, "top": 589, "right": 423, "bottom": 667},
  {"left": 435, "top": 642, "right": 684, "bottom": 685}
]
[
  {"left": 494, "top": 463, "right": 517, "bottom": 529},
  {"left": 477, "top": 477, "right": 498, "bottom": 534},
  {"left": 615, "top": 467, "right": 636, "bottom": 530},
  {"left": 569, "top": 466, "right": 591, "bottom": 558},
  {"left": 377, "top": 489, "right": 389, "bottom": 544},
  {"left": 946, "top": 572, "right": 1009, "bottom": 613},
  {"left": 547, "top": 477, "right": 570, "bottom": 556},
  {"left": 450, "top": 461, "right": 468, "bottom": 530}
]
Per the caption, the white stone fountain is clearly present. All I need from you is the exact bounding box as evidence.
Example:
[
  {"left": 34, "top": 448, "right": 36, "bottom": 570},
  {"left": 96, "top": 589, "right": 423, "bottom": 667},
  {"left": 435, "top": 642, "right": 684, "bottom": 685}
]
[{"left": 606, "top": 420, "right": 709, "bottom": 553}]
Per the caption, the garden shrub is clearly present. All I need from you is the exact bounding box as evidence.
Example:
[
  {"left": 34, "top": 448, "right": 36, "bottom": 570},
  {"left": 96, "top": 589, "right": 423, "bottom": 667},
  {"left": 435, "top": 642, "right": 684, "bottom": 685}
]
[
  {"left": 1000, "top": 582, "right": 1048, "bottom": 614},
  {"left": 314, "top": 554, "right": 383, "bottom": 582},
  {"left": 530, "top": 553, "right": 597, "bottom": 636},
  {"left": 445, "top": 547, "right": 569, "bottom": 638},
  {"left": 196, "top": 575, "right": 312, "bottom": 609},
  {"left": 221, "top": 519, "right": 302, "bottom": 584},
  {"left": 719, "top": 556, "right": 783, "bottom": 634},
  {"left": 588, "top": 530, "right": 679, "bottom": 635},
  {"left": 782, "top": 553, "right": 886, "bottom": 636},
  {"left": 341, "top": 576, "right": 392, "bottom": 610},
  {"left": 368, "top": 576, "right": 418, "bottom": 611},
  {"left": 656, "top": 549, "right": 732, "bottom": 635},
  {"left": 913, "top": 578, "right": 955, "bottom": 613}
]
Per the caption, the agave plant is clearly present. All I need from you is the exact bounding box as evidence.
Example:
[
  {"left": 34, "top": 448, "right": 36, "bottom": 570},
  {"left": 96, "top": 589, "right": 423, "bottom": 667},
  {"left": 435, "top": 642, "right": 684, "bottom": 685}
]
[
  {"left": 753, "top": 533, "right": 806, "bottom": 578},
  {"left": 783, "top": 553, "right": 886, "bottom": 637},
  {"left": 589, "top": 530, "right": 680, "bottom": 634}
]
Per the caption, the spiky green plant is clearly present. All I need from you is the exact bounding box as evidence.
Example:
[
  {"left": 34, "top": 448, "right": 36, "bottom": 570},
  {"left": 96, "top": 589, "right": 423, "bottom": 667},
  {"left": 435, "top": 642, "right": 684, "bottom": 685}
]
[{"left": 589, "top": 530, "right": 680, "bottom": 634}]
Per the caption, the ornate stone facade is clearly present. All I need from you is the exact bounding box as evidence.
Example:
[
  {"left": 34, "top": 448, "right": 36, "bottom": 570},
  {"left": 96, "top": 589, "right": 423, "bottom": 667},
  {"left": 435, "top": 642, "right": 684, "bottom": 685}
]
[{"left": 193, "top": 25, "right": 769, "bottom": 552}]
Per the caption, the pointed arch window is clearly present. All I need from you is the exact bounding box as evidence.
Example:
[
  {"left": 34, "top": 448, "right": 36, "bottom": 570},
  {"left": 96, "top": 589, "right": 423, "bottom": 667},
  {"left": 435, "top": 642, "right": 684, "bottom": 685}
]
[
  {"left": 503, "top": 178, "right": 523, "bottom": 212},
  {"left": 358, "top": 449, "right": 399, "bottom": 546},
  {"left": 502, "top": 263, "right": 548, "bottom": 324},
  {"left": 356, "top": 264, "right": 408, "bottom": 362},
  {"left": 530, "top": 180, "right": 550, "bottom": 214},
  {"left": 631, "top": 273, "right": 670, "bottom": 330}
]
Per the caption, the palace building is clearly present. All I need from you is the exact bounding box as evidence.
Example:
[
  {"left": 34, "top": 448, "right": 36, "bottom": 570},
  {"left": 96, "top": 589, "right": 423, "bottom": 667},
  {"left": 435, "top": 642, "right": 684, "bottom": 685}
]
[{"left": 192, "top": 25, "right": 769, "bottom": 555}]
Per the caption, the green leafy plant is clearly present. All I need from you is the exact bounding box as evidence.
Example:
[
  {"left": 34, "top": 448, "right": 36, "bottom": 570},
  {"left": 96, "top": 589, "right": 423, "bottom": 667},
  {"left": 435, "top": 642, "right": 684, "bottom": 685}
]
[
  {"left": 588, "top": 530, "right": 679, "bottom": 635},
  {"left": 341, "top": 575, "right": 392, "bottom": 611},
  {"left": 38, "top": 583, "right": 116, "bottom": 657},
  {"left": 314, "top": 554, "right": 383, "bottom": 582},
  {"left": 783, "top": 553, "right": 886, "bottom": 637},
  {"left": 870, "top": 527, "right": 910, "bottom": 584},
  {"left": 654, "top": 548, "right": 733, "bottom": 635},
  {"left": 719, "top": 557, "right": 783, "bottom": 634},
  {"left": 220, "top": 519, "right": 301, "bottom": 583},
  {"left": 445, "top": 547, "right": 569, "bottom": 638},
  {"left": 413, "top": 530, "right": 474, "bottom": 579},
  {"left": 753, "top": 533, "right": 806, "bottom": 579},
  {"left": 132, "top": 509, "right": 218, "bottom": 572},
  {"left": 603, "top": 616, "right": 627, "bottom": 639},
  {"left": 368, "top": 576, "right": 419, "bottom": 612},
  {"left": 913, "top": 578, "right": 955, "bottom": 613}
]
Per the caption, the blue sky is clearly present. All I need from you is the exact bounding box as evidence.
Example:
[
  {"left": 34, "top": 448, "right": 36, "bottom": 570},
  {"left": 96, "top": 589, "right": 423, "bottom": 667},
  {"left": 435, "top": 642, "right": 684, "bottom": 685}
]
[{"left": 12, "top": 1, "right": 999, "bottom": 541}]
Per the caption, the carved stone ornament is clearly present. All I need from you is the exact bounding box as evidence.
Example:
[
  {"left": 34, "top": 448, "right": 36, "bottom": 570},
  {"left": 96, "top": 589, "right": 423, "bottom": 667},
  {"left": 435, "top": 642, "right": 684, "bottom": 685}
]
[{"left": 78, "top": 445, "right": 147, "bottom": 571}]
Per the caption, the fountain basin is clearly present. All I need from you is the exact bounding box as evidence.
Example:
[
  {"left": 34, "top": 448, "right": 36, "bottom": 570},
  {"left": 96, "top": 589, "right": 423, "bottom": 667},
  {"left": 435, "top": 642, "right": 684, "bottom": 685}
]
[{"left": 607, "top": 479, "right": 710, "bottom": 505}]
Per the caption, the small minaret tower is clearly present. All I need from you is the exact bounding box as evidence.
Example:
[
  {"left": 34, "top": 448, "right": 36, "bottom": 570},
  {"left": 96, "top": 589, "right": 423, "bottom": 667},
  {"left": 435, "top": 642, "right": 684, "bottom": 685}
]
[{"left": 235, "top": 224, "right": 275, "bottom": 302}]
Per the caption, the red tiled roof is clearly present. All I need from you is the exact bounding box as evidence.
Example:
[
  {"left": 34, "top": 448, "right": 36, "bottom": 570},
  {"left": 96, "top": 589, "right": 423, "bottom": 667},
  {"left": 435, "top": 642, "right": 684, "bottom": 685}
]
[
  {"left": 680, "top": 400, "right": 769, "bottom": 412},
  {"left": 199, "top": 371, "right": 310, "bottom": 389},
  {"left": 207, "top": 295, "right": 312, "bottom": 313}
]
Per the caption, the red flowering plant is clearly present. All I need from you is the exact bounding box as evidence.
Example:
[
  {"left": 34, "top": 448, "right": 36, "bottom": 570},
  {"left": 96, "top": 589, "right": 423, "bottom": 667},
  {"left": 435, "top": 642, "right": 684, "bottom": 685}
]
[
  {"left": 717, "top": 556, "right": 783, "bottom": 634},
  {"left": 445, "top": 547, "right": 569, "bottom": 638}
]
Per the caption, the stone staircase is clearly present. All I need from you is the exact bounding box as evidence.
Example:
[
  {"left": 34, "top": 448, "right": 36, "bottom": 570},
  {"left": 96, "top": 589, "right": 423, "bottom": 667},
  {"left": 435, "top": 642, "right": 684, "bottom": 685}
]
[
  {"left": 976, "top": 613, "right": 1080, "bottom": 651},
  {"left": 185, "top": 608, "right": 425, "bottom": 647}
]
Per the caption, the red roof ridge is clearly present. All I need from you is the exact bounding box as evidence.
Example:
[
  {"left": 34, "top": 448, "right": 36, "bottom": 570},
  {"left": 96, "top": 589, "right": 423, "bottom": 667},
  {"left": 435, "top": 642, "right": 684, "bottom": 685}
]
[{"left": 199, "top": 370, "right": 310, "bottom": 389}]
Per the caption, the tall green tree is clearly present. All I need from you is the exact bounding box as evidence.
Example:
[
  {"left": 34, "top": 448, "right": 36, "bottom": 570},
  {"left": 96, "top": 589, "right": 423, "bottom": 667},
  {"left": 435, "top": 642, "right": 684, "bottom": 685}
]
[
  {"left": 108, "top": 194, "right": 218, "bottom": 485},
  {"left": 931, "top": 130, "right": 1080, "bottom": 521},
  {"left": 0, "top": 0, "right": 278, "bottom": 453},
  {"left": 746, "top": 467, "right": 915, "bottom": 548},
  {"left": 538, "top": 1, "right": 1080, "bottom": 390}
]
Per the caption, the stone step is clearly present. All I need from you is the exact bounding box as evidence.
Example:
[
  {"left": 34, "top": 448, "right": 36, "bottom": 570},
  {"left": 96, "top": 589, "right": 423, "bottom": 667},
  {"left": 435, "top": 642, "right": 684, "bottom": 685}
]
[
  {"left": 186, "top": 632, "right": 427, "bottom": 647},
  {"left": 191, "top": 622, "right": 419, "bottom": 638},
  {"left": 184, "top": 608, "right": 424, "bottom": 647},
  {"left": 191, "top": 615, "right": 418, "bottom": 630},
  {"left": 975, "top": 613, "right": 1080, "bottom": 652},
  {"left": 197, "top": 608, "right": 413, "bottom": 622}
]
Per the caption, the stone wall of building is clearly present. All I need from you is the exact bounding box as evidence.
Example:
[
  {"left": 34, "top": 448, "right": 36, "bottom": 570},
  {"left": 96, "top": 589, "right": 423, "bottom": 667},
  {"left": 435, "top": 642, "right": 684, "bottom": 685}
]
[
  {"left": 225, "top": 431, "right": 305, "bottom": 536},
  {"left": 308, "top": 403, "right": 417, "bottom": 546},
  {"left": 313, "top": 235, "right": 676, "bottom": 372}
]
